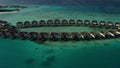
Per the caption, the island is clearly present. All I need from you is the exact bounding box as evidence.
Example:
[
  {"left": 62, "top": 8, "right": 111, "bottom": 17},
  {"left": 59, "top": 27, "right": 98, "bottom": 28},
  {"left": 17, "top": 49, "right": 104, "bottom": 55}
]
[
  {"left": 0, "top": 5, "right": 40, "bottom": 9},
  {"left": 9, "top": 5, "right": 29, "bottom": 8},
  {"left": 0, "top": 9, "right": 20, "bottom": 12}
]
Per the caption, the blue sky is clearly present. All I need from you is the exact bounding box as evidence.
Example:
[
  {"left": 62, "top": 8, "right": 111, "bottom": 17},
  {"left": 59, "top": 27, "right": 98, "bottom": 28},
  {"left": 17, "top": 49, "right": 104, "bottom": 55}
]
[{"left": 0, "top": 0, "right": 120, "bottom": 6}]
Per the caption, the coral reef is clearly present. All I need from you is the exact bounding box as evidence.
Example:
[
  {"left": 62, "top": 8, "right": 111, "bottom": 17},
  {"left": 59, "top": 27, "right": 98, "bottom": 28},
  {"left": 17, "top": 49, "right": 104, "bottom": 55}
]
[
  {"left": 25, "top": 58, "right": 35, "bottom": 64},
  {"left": 40, "top": 55, "right": 56, "bottom": 67}
]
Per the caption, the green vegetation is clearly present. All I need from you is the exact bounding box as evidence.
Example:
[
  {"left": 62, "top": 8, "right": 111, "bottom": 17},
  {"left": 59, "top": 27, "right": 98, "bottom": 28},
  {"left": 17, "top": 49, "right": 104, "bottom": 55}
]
[
  {"left": 9, "top": 6, "right": 28, "bottom": 8},
  {"left": 0, "top": 5, "right": 40, "bottom": 9},
  {"left": 0, "top": 6, "right": 8, "bottom": 8},
  {"left": 0, "top": 9, "right": 20, "bottom": 12}
]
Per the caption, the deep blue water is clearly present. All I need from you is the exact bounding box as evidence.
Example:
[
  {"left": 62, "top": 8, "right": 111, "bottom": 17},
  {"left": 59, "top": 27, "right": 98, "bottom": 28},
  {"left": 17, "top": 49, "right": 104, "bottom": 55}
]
[{"left": 1, "top": 0, "right": 120, "bottom": 6}]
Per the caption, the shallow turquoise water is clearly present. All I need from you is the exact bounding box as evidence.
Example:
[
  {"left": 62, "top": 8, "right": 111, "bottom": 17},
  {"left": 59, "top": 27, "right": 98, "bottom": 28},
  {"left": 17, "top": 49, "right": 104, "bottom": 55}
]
[{"left": 0, "top": 5, "right": 120, "bottom": 68}]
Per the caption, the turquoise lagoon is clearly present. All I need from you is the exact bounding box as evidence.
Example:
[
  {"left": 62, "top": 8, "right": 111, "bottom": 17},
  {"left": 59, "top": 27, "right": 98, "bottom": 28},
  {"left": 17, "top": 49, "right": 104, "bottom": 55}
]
[{"left": 0, "top": 5, "right": 120, "bottom": 68}]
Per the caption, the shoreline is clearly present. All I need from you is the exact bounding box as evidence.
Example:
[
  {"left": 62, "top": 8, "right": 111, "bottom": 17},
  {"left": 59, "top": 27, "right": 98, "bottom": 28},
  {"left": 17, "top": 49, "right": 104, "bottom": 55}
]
[{"left": 0, "top": 9, "right": 20, "bottom": 13}]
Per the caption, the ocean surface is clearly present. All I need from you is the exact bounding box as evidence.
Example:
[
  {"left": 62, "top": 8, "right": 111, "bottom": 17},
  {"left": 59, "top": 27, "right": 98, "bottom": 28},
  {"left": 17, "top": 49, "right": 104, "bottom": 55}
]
[{"left": 0, "top": 5, "right": 120, "bottom": 68}]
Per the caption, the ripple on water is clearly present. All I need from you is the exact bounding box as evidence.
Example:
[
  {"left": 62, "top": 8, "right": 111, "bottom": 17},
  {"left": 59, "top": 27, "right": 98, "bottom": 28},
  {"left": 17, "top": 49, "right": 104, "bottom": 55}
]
[{"left": 45, "top": 48, "right": 55, "bottom": 54}]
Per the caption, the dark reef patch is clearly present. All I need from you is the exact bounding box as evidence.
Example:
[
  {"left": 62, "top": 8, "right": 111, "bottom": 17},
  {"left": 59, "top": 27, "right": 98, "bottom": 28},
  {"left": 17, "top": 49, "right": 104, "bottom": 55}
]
[
  {"left": 25, "top": 58, "right": 35, "bottom": 64},
  {"left": 40, "top": 55, "right": 56, "bottom": 67},
  {"left": 35, "top": 48, "right": 39, "bottom": 50},
  {"left": 46, "top": 55, "right": 56, "bottom": 62},
  {"left": 40, "top": 60, "right": 52, "bottom": 67}
]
